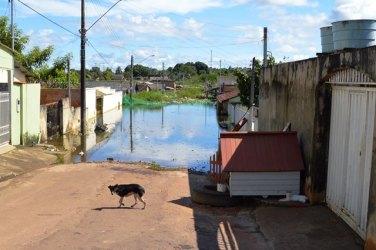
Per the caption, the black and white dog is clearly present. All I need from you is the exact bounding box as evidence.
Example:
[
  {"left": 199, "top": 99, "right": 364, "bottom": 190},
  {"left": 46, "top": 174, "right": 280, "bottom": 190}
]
[{"left": 108, "top": 184, "right": 146, "bottom": 209}]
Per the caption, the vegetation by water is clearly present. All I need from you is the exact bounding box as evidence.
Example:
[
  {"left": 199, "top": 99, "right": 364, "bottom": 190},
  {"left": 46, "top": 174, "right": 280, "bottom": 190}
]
[
  {"left": 125, "top": 74, "right": 214, "bottom": 105},
  {"left": 131, "top": 87, "right": 210, "bottom": 104}
]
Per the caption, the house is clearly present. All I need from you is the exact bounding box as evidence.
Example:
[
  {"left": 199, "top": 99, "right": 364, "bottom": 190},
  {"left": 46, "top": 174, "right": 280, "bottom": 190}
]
[
  {"left": 164, "top": 80, "right": 176, "bottom": 90},
  {"left": 259, "top": 22, "right": 376, "bottom": 243},
  {"left": 0, "top": 44, "right": 12, "bottom": 150},
  {"left": 149, "top": 77, "right": 176, "bottom": 90},
  {"left": 0, "top": 43, "right": 40, "bottom": 147},
  {"left": 210, "top": 131, "right": 304, "bottom": 196},
  {"left": 40, "top": 86, "right": 122, "bottom": 141},
  {"left": 217, "top": 76, "right": 237, "bottom": 88},
  {"left": 216, "top": 88, "right": 240, "bottom": 116},
  {"left": 135, "top": 83, "right": 151, "bottom": 92}
]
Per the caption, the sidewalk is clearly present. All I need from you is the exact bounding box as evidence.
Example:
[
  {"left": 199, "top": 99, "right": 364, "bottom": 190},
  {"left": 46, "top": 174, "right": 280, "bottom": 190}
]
[{"left": 0, "top": 146, "right": 57, "bottom": 182}]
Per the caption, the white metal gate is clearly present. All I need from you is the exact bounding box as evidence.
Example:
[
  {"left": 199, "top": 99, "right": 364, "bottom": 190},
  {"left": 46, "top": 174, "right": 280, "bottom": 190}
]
[{"left": 327, "top": 79, "right": 376, "bottom": 238}]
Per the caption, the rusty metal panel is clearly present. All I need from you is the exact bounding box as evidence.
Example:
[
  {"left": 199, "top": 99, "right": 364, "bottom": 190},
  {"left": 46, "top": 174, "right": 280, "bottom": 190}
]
[
  {"left": 220, "top": 131, "right": 304, "bottom": 172},
  {"left": 327, "top": 86, "right": 376, "bottom": 239}
]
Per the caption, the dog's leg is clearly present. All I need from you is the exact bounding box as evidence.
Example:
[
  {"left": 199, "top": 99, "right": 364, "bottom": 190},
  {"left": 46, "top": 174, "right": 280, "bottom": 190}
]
[
  {"left": 119, "top": 197, "right": 125, "bottom": 207},
  {"left": 138, "top": 196, "right": 146, "bottom": 209},
  {"left": 131, "top": 194, "right": 138, "bottom": 208}
]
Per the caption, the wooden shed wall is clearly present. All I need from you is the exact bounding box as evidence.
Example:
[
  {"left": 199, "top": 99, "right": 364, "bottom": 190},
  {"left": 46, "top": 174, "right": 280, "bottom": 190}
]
[{"left": 229, "top": 171, "right": 300, "bottom": 196}]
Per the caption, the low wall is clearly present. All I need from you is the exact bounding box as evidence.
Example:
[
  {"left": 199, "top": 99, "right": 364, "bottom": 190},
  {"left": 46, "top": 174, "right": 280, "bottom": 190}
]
[{"left": 41, "top": 89, "right": 80, "bottom": 107}]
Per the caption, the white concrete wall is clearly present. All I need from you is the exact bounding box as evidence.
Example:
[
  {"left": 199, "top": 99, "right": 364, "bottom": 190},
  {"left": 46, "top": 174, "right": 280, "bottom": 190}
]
[
  {"left": 86, "top": 88, "right": 97, "bottom": 121},
  {"left": 103, "top": 91, "right": 122, "bottom": 113}
]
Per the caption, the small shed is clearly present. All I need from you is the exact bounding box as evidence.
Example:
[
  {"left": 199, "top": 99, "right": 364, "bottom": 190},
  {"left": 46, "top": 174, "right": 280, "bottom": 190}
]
[{"left": 220, "top": 131, "right": 304, "bottom": 196}]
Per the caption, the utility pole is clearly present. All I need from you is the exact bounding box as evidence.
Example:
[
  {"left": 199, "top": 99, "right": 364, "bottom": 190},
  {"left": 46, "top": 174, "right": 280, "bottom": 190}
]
[
  {"left": 250, "top": 57, "right": 256, "bottom": 107},
  {"left": 67, "top": 58, "right": 71, "bottom": 107},
  {"left": 9, "top": 0, "right": 14, "bottom": 145},
  {"left": 10, "top": 0, "right": 14, "bottom": 50},
  {"left": 162, "top": 62, "right": 165, "bottom": 94},
  {"left": 219, "top": 59, "right": 222, "bottom": 89},
  {"left": 130, "top": 55, "right": 134, "bottom": 99},
  {"left": 80, "top": 0, "right": 86, "bottom": 137},
  {"left": 210, "top": 50, "right": 212, "bottom": 72},
  {"left": 263, "top": 27, "right": 267, "bottom": 67}
]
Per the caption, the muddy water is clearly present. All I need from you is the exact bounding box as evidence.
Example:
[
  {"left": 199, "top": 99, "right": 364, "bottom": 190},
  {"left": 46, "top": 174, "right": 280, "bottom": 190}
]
[{"left": 67, "top": 104, "right": 220, "bottom": 171}]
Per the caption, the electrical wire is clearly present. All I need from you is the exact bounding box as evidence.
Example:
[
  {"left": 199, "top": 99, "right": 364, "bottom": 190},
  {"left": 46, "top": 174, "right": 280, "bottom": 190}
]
[
  {"left": 16, "top": 0, "right": 79, "bottom": 38},
  {"left": 87, "top": 39, "right": 111, "bottom": 67},
  {"left": 87, "top": 0, "right": 122, "bottom": 32}
]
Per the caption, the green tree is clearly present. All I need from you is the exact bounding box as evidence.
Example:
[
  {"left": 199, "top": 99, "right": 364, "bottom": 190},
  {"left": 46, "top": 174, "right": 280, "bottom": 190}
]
[
  {"left": 38, "top": 54, "right": 79, "bottom": 88},
  {"left": 0, "top": 16, "right": 53, "bottom": 75},
  {"left": 234, "top": 59, "right": 261, "bottom": 107},
  {"left": 0, "top": 16, "right": 29, "bottom": 53},
  {"left": 90, "top": 66, "right": 101, "bottom": 80},
  {"left": 18, "top": 45, "right": 54, "bottom": 71},
  {"left": 115, "top": 66, "right": 122, "bottom": 74},
  {"left": 194, "top": 61, "right": 209, "bottom": 74},
  {"left": 102, "top": 67, "right": 113, "bottom": 80}
]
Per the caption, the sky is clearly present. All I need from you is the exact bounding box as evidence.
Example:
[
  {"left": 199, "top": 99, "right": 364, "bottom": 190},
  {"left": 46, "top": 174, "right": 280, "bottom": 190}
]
[{"left": 1, "top": 0, "right": 376, "bottom": 71}]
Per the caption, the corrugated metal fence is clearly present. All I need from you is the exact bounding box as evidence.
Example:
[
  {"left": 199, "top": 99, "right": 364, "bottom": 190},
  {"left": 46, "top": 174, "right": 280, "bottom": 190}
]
[
  {"left": 327, "top": 84, "right": 376, "bottom": 239},
  {"left": 0, "top": 92, "right": 10, "bottom": 146}
]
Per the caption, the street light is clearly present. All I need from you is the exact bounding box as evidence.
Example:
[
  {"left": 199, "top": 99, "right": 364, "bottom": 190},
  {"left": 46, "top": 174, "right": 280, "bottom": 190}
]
[{"left": 130, "top": 54, "right": 155, "bottom": 98}]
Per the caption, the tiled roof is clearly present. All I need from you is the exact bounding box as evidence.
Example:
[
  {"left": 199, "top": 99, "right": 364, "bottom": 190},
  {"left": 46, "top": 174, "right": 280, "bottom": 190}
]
[{"left": 217, "top": 89, "right": 240, "bottom": 103}]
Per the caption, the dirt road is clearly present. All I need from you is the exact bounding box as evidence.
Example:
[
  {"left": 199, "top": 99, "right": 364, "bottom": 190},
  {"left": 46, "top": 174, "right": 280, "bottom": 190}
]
[{"left": 0, "top": 147, "right": 363, "bottom": 250}]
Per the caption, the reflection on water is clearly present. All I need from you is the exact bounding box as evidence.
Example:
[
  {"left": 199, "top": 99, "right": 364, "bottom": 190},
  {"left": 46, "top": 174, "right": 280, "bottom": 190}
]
[{"left": 74, "top": 104, "right": 219, "bottom": 171}]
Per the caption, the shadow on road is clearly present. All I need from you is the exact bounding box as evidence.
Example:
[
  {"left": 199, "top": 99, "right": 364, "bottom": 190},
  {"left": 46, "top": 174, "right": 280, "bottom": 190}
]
[
  {"left": 181, "top": 172, "right": 364, "bottom": 250},
  {"left": 180, "top": 172, "right": 266, "bottom": 250},
  {"left": 92, "top": 206, "right": 138, "bottom": 211}
]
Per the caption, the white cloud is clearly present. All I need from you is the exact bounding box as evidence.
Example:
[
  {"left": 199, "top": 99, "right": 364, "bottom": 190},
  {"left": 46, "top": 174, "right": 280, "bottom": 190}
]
[
  {"left": 230, "top": 25, "right": 264, "bottom": 43},
  {"left": 17, "top": 0, "right": 107, "bottom": 18},
  {"left": 118, "top": 0, "right": 223, "bottom": 15},
  {"left": 257, "top": 0, "right": 318, "bottom": 7},
  {"left": 332, "top": 0, "right": 376, "bottom": 20},
  {"left": 183, "top": 18, "right": 205, "bottom": 39},
  {"left": 266, "top": 11, "right": 329, "bottom": 56}
]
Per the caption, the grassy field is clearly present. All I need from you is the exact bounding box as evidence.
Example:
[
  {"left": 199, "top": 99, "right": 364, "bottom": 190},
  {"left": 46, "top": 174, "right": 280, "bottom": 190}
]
[{"left": 127, "top": 76, "right": 214, "bottom": 105}]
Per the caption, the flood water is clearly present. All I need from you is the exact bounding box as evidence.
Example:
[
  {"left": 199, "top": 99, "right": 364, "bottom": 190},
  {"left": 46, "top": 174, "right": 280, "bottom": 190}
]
[{"left": 71, "top": 104, "right": 220, "bottom": 171}]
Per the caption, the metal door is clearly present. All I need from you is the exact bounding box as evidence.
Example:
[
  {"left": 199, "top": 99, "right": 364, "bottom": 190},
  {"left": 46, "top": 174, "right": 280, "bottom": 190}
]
[
  {"left": 47, "top": 101, "right": 62, "bottom": 138},
  {"left": 327, "top": 86, "right": 376, "bottom": 239},
  {"left": 0, "top": 92, "right": 10, "bottom": 146}
]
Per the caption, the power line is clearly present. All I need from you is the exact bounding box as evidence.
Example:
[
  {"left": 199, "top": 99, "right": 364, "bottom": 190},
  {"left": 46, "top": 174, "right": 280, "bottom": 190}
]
[
  {"left": 87, "top": 39, "right": 111, "bottom": 67},
  {"left": 16, "top": 0, "right": 79, "bottom": 38},
  {"left": 87, "top": 0, "right": 122, "bottom": 32}
]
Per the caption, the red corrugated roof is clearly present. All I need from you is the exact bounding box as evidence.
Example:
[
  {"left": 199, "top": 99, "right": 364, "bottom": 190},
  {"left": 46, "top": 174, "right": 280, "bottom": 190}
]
[
  {"left": 220, "top": 131, "right": 304, "bottom": 172},
  {"left": 217, "top": 89, "right": 240, "bottom": 103}
]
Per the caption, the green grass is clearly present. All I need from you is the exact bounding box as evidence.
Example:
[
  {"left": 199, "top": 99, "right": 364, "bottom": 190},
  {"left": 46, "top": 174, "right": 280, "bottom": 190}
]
[
  {"left": 148, "top": 161, "right": 164, "bottom": 171},
  {"left": 134, "top": 91, "right": 169, "bottom": 103},
  {"left": 130, "top": 86, "right": 208, "bottom": 105}
]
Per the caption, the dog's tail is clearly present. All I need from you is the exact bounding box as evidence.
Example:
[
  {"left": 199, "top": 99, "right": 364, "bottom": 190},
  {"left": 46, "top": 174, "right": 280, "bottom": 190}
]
[{"left": 138, "top": 185, "right": 145, "bottom": 197}]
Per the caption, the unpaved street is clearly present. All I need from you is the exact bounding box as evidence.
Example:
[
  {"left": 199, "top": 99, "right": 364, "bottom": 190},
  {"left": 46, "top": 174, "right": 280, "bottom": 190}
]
[
  {"left": 0, "top": 163, "right": 200, "bottom": 249},
  {"left": 0, "top": 155, "right": 363, "bottom": 250}
]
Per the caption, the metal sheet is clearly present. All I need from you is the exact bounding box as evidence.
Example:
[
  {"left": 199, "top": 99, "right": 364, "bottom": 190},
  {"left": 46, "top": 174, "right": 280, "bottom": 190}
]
[
  {"left": 327, "top": 86, "right": 376, "bottom": 239},
  {"left": 220, "top": 131, "right": 304, "bottom": 172},
  {"left": 0, "top": 92, "right": 9, "bottom": 146}
]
